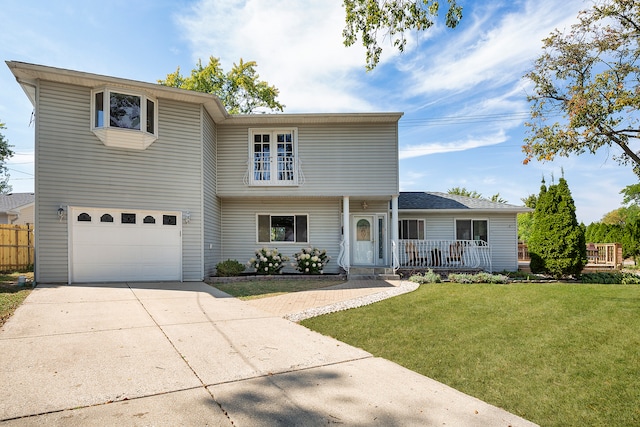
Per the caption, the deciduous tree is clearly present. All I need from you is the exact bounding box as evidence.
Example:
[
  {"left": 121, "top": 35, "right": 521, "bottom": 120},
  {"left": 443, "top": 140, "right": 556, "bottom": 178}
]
[
  {"left": 0, "top": 122, "right": 14, "bottom": 194},
  {"left": 159, "top": 57, "right": 285, "bottom": 114},
  {"left": 343, "top": 0, "right": 463, "bottom": 70},
  {"left": 517, "top": 194, "right": 537, "bottom": 243},
  {"left": 447, "top": 187, "right": 506, "bottom": 203},
  {"left": 523, "top": 0, "right": 640, "bottom": 176}
]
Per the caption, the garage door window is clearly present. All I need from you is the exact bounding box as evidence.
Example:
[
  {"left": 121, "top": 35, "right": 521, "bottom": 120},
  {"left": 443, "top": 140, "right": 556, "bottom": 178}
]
[
  {"left": 77, "top": 213, "right": 91, "bottom": 222},
  {"left": 163, "top": 215, "right": 177, "bottom": 225},
  {"left": 122, "top": 213, "right": 136, "bottom": 224},
  {"left": 101, "top": 214, "right": 114, "bottom": 223},
  {"left": 143, "top": 215, "right": 156, "bottom": 224}
]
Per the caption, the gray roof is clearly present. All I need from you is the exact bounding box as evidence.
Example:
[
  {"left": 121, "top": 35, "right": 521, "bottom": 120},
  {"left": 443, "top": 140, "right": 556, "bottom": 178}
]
[
  {"left": 0, "top": 192, "right": 35, "bottom": 212},
  {"left": 399, "top": 192, "right": 531, "bottom": 212}
]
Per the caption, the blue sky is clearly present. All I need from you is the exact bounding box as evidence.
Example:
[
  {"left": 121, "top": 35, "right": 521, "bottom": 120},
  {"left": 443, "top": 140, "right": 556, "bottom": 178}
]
[{"left": 0, "top": 0, "right": 636, "bottom": 224}]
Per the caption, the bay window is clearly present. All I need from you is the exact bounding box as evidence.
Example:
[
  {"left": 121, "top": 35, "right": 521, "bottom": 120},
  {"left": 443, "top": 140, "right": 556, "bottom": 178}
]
[{"left": 91, "top": 88, "right": 158, "bottom": 150}]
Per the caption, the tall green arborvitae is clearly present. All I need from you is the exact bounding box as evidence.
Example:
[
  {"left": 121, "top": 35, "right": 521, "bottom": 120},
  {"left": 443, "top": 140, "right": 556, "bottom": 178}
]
[
  {"left": 528, "top": 180, "right": 549, "bottom": 274},
  {"left": 528, "top": 176, "right": 587, "bottom": 278}
]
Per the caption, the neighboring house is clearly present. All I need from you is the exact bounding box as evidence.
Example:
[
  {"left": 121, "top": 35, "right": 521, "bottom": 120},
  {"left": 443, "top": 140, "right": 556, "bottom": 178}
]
[
  {"left": 7, "top": 61, "right": 402, "bottom": 283},
  {"left": 398, "top": 192, "right": 532, "bottom": 272},
  {"left": 0, "top": 192, "right": 35, "bottom": 225}
]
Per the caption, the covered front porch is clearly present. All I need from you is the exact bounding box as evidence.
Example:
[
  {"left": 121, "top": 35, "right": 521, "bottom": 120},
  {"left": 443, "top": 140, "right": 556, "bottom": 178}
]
[{"left": 399, "top": 239, "right": 492, "bottom": 272}]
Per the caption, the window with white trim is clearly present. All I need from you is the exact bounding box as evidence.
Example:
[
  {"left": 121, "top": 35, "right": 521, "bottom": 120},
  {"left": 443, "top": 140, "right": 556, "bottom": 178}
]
[
  {"left": 399, "top": 219, "right": 425, "bottom": 240},
  {"left": 455, "top": 219, "right": 488, "bottom": 242},
  {"left": 250, "top": 129, "right": 297, "bottom": 185},
  {"left": 257, "top": 214, "right": 308, "bottom": 243},
  {"left": 91, "top": 88, "right": 158, "bottom": 150}
]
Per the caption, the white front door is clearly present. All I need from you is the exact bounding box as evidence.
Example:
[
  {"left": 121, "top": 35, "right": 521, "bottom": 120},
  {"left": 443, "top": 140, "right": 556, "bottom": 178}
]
[{"left": 352, "top": 214, "right": 387, "bottom": 266}]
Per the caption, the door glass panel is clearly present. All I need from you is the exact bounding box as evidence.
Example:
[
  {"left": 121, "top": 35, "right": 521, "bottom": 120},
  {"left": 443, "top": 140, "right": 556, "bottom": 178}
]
[
  {"left": 357, "top": 219, "right": 371, "bottom": 241},
  {"left": 378, "top": 217, "right": 384, "bottom": 260}
]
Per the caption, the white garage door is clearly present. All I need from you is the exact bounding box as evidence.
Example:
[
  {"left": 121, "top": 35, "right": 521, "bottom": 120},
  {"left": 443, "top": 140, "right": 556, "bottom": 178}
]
[{"left": 70, "top": 207, "right": 182, "bottom": 283}]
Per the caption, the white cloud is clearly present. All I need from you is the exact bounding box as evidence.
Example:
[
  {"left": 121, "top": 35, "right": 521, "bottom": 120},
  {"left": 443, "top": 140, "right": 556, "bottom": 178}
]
[
  {"left": 175, "top": 0, "right": 374, "bottom": 112},
  {"left": 404, "top": 0, "right": 584, "bottom": 96},
  {"left": 399, "top": 130, "right": 507, "bottom": 159}
]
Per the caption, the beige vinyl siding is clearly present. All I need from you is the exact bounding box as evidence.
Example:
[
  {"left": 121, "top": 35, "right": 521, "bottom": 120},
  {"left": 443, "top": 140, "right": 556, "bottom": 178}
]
[
  {"left": 221, "top": 198, "right": 342, "bottom": 273},
  {"left": 17, "top": 205, "right": 35, "bottom": 225},
  {"left": 202, "top": 109, "right": 221, "bottom": 277},
  {"left": 35, "top": 80, "right": 204, "bottom": 283},
  {"left": 217, "top": 123, "right": 398, "bottom": 197},
  {"left": 399, "top": 212, "right": 519, "bottom": 272}
]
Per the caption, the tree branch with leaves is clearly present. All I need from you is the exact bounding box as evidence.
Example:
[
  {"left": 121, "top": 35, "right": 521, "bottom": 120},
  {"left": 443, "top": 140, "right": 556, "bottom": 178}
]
[
  {"left": 523, "top": 0, "right": 640, "bottom": 176},
  {"left": 343, "top": 0, "right": 462, "bottom": 70},
  {"left": 159, "top": 57, "right": 285, "bottom": 115}
]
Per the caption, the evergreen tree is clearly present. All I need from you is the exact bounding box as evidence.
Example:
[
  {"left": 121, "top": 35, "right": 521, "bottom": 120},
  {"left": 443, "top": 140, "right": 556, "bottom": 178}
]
[{"left": 528, "top": 176, "right": 586, "bottom": 278}]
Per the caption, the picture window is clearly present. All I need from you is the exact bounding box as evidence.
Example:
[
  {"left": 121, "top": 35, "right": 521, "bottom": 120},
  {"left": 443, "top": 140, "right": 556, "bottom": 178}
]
[{"left": 257, "top": 214, "right": 308, "bottom": 243}]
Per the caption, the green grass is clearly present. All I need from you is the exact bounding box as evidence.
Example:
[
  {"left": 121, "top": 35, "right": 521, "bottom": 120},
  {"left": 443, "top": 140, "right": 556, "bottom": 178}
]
[
  {"left": 210, "top": 278, "right": 345, "bottom": 300},
  {"left": 301, "top": 283, "right": 640, "bottom": 426},
  {"left": 0, "top": 272, "right": 34, "bottom": 327}
]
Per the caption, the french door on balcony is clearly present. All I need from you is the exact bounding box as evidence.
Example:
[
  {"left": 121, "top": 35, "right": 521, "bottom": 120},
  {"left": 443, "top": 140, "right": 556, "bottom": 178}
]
[{"left": 352, "top": 214, "right": 387, "bottom": 266}]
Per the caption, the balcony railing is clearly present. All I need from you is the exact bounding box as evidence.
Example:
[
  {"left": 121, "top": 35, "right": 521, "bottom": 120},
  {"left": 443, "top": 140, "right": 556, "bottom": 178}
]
[{"left": 399, "top": 239, "right": 492, "bottom": 271}]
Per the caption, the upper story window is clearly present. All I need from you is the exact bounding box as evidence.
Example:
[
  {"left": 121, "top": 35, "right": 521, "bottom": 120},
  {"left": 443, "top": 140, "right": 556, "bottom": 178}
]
[
  {"left": 249, "top": 128, "right": 298, "bottom": 186},
  {"left": 91, "top": 88, "right": 158, "bottom": 150}
]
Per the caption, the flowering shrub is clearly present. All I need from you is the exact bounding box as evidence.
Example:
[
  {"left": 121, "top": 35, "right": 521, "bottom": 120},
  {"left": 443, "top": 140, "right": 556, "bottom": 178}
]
[
  {"left": 247, "top": 247, "right": 289, "bottom": 275},
  {"left": 292, "top": 247, "right": 330, "bottom": 274}
]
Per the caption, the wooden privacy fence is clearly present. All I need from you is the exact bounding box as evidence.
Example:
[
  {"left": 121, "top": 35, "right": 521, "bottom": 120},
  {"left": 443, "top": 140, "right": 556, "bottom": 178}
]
[
  {"left": 518, "top": 242, "right": 623, "bottom": 269},
  {"left": 0, "top": 224, "right": 34, "bottom": 271}
]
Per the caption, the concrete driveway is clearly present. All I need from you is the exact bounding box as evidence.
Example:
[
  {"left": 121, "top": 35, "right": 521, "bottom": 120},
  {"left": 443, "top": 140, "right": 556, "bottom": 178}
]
[{"left": 0, "top": 281, "right": 537, "bottom": 426}]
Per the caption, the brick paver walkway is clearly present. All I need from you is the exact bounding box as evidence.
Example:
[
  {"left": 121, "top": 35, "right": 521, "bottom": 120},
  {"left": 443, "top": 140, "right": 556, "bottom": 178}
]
[{"left": 245, "top": 280, "right": 402, "bottom": 316}]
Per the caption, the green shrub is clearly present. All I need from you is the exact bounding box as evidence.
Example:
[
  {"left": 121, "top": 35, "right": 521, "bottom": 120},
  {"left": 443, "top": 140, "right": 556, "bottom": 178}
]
[
  {"left": 409, "top": 269, "right": 441, "bottom": 284},
  {"left": 581, "top": 272, "right": 640, "bottom": 284},
  {"left": 247, "top": 247, "right": 289, "bottom": 275},
  {"left": 215, "top": 259, "right": 245, "bottom": 277},
  {"left": 448, "top": 273, "right": 474, "bottom": 283},
  {"left": 448, "top": 272, "right": 509, "bottom": 284},
  {"left": 292, "top": 247, "right": 330, "bottom": 274}
]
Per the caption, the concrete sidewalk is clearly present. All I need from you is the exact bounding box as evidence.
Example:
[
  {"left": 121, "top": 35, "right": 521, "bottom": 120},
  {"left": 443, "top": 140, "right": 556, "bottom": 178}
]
[{"left": 0, "top": 281, "right": 537, "bottom": 426}]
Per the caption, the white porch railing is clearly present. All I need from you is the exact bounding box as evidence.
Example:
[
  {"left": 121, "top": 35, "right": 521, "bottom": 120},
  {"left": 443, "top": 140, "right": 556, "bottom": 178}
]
[
  {"left": 392, "top": 240, "right": 400, "bottom": 272},
  {"left": 337, "top": 238, "right": 349, "bottom": 273},
  {"left": 399, "top": 239, "right": 492, "bottom": 272}
]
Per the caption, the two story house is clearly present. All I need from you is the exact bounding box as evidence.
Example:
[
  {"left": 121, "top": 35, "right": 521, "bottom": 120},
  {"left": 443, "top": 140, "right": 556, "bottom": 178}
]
[{"left": 7, "top": 61, "right": 402, "bottom": 283}]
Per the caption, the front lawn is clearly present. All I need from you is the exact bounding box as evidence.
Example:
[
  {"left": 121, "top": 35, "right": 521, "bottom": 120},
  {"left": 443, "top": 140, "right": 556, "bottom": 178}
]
[
  {"left": 301, "top": 283, "right": 640, "bottom": 426},
  {"left": 0, "top": 272, "right": 34, "bottom": 327},
  {"left": 210, "top": 278, "right": 345, "bottom": 300}
]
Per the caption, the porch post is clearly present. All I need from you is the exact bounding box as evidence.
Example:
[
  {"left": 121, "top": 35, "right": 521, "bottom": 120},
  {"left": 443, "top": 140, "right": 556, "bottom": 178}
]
[
  {"left": 391, "top": 195, "right": 399, "bottom": 268},
  {"left": 342, "top": 196, "right": 350, "bottom": 271}
]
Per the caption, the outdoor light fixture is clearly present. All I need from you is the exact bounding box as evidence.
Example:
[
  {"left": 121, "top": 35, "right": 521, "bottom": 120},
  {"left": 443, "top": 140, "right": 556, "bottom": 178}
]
[
  {"left": 57, "top": 206, "right": 66, "bottom": 222},
  {"left": 361, "top": 201, "right": 368, "bottom": 210},
  {"left": 183, "top": 211, "right": 191, "bottom": 224}
]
